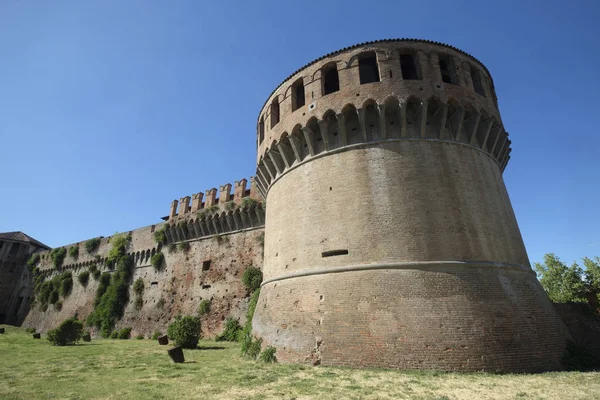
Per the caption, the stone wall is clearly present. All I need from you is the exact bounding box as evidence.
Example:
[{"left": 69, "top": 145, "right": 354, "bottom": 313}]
[{"left": 23, "top": 223, "right": 264, "bottom": 338}]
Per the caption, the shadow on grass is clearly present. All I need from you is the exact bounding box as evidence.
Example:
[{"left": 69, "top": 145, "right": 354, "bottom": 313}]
[{"left": 195, "top": 346, "right": 226, "bottom": 350}]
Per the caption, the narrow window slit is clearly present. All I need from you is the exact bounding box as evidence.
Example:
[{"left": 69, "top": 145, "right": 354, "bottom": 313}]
[{"left": 322, "top": 249, "right": 349, "bottom": 257}]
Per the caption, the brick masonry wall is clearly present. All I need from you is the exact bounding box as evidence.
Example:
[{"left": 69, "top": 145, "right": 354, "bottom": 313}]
[{"left": 23, "top": 226, "right": 264, "bottom": 338}]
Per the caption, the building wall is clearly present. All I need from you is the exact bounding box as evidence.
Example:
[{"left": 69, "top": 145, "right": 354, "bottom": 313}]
[
  {"left": 0, "top": 240, "right": 38, "bottom": 325},
  {"left": 252, "top": 39, "right": 568, "bottom": 372}
]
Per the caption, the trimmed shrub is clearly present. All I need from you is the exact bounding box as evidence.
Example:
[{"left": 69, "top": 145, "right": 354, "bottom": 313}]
[
  {"left": 68, "top": 246, "right": 79, "bottom": 259},
  {"left": 156, "top": 298, "right": 165, "bottom": 309},
  {"left": 117, "top": 327, "right": 132, "bottom": 339},
  {"left": 177, "top": 242, "right": 190, "bottom": 252},
  {"left": 242, "top": 267, "right": 263, "bottom": 292},
  {"left": 151, "top": 252, "right": 165, "bottom": 271},
  {"left": 133, "top": 278, "right": 144, "bottom": 295},
  {"left": 78, "top": 271, "right": 90, "bottom": 287},
  {"left": 85, "top": 238, "right": 101, "bottom": 254},
  {"left": 50, "top": 248, "right": 67, "bottom": 269},
  {"left": 151, "top": 331, "right": 161, "bottom": 340},
  {"left": 259, "top": 346, "right": 277, "bottom": 363},
  {"left": 198, "top": 299, "right": 211, "bottom": 316},
  {"left": 167, "top": 315, "right": 201, "bottom": 349},
  {"left": 47, "top": 317, "right": 83, "bottom": 346}
]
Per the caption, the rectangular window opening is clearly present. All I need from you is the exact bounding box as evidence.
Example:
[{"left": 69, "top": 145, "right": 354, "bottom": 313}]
[
  {"left": 202, "top": 260, "right": 211, "bottom": 271},
  {"left": 270, "top": 98, "right": 280, "bottom": 127},
  {"left": 439, "top": 54, "right": 458, "bottom": 85},
  {"left": 259, "top": 116, "right": 265, "bottom": 144},
  {"left": 470, "top": 67, "right": 486, "bottom": 97},
  {"left": 292, "top": 79, "right": 305, "bottom": 111},
  {"left": 322, "top": 249, "right": 349, "bottom": 258},
  {"left": 359, "top": 52, "right": 380, "bottom": 84},
  {"left": 400, "top": 54, "right": 420, "bottom": 80},
  {"left": 322, "top": 65, "right": 340, "bottom": 95}
]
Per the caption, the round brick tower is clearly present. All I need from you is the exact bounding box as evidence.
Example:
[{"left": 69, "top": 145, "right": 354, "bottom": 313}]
[{"left": 252, "top": 39, "right": 566, "bottom": 372}]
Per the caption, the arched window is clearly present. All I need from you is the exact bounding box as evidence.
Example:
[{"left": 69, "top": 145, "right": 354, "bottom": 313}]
[
  {"left": 358, "top": 52, "right": 380, "bottom": 84},
  {"left": 291, "top": 79, "right": 305, "bottom": 111},
  {"left": 259, "top": 116, "right": 265, "bottom": 144},
  {"left": 470, "top": 66, "right": 486, "bottom": 97},
  {"left": 322, "top": 63, "right": 340, "bottom": 95},
  {"left": 400, "top": 53, "right": 420, "bottom": 80},
  {"left": 439, "top": 54, "right": 458, "bottom": 85},
  {"left": 270, "top": 97, "right": 280, "bottom": 127}
]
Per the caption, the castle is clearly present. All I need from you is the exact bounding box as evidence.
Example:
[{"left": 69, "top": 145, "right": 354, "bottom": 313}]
[{"left": 2, "top": 39, "right": 570, "bottom": 372}]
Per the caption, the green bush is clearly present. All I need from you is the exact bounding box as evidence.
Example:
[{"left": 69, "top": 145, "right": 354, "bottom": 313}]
[
  {"left": 246, "top": 337, "right": 263, "bottom": 359},
  {"left": 25, "top": 327, "right": 36, "bottom": 333},
  {"left": 177, "top": 242, "right": 190, "bottom": 252},
  {"left": 224, "top": 201, "right": 236, "bottom": 211},
  {"left": 198, "top": 299, "right": 211, "bottom": 316},
  {"left": 117, "top": 327, "right": 132, "bottom": 339},
  {"left": 133, "top": 278, "right": 144, "bottom": 295},
  {"left": 151, "top": 252, "right": 164, "bottom": 271},
  {"left": 68, "top": 246, "right": 79, "bottom": 259},
  {"left": 151, "top": 331, "right": 161, "bottom": 340},
  {"left": 242, "top": 267, "right": 262, "bottom": 292},
  {"left": 259, "top": 346, "right": 277, "bottom": 363},
  {"left": 47, "top": 317, "right": 84, "bottom": 346},
  {"left": 240, "top": 289, "right": 261, "bottom": 358},
  {"left": 154, "top": 228, "right": 166, "bottom": 245},
  {"left": 58, "top": 272, "right": 73, "bottom": 297},
  {"left": 49, "top": 290, "right": 59, "bottom": 305},
  {"left": 50, "top": 248, "right": 67, "bottom": 269},
  {"left": 78, "top": 271, "right": 90, "bottom": 287},
  {"left": 241, "top": 197, "right": 258, "bottom": 209},
  {"left": 85, "top": 238, "right": 101, "bottom": 254},
  {"left": 110, "top": 331, "right": 119, "bottom": 339},
  {"left": 216, "top": 317, "right": 242, "bottom": 342},
  {"left": 27, "top": 254, "right": 40, "bottom": 270},
  {"left": 156, "top": 298, "right": 165, "bottom": 309},
  {"left": 134, "top": 296, "right": 143, "bottom": 310},
  {"left": 168, "top": 243, "right": 177, "bottom": 253},
  {"left": 86, "top": 235, "right": 133, "bottom": 337},
  {"left": 136, "top": 334, "right": 144, "bottom": 340},
  {"left": 167, "top": 315, "right": 201, "bottom": 349},
  {"left": 92, "top": 268, "right": 101, "bottom": 280}
]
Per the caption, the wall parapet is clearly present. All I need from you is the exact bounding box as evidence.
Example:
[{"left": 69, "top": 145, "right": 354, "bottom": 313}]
[{"left": 168, "top": 177, "right": 263, "bottom": 221}]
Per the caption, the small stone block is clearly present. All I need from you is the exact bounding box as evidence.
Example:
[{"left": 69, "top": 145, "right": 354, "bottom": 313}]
[
  {"left": 158, "top": 335, "right": 169, "bottom": 345},
  {"left": 82, "top": 334, "right": 91, "bottom": 342},
  {"left": 33, "top": 333, "right": 41, "bottom": 339},
  {"left": 0, "top": 328, "right": 5, "bottom": 334},
  {"left": 168, "top": 346, "right": 184, "bottom": 363}
]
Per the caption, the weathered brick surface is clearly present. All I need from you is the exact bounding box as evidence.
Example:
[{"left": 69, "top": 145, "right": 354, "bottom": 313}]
[{"left": 253, "top": 267, "right": 565, "bottom": 371}]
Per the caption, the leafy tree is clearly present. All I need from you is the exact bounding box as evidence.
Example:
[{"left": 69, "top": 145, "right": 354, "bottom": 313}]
[
  {"left": 167, "top": 315, "right": 201, "bottom": 349},
  {"left": 534, "top": 254, "right": 587, "bottom": 303}
]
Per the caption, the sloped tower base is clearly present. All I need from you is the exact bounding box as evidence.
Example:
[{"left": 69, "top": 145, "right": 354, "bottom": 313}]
[{"left": 253, "top": 266, "right": 564, "bottom": 371}]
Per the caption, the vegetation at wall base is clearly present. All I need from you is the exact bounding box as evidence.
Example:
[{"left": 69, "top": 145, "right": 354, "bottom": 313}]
[
  {"left": 78, "top": 271, "right": 90, "bottom": 287},
  {"left": 136, "top": 334, "right": 144, "bottom": 340},
  {"left": 151, "top": 252, "right": 165, "bottom": 271},
  {"left": 117, "top": 327, "right": 132, "bottom": 339},
  {"left": 198, "top": 299, "right": 211, "bottom": 316},
  {"left": 242, "top": 267, "right": 262, "bottom": 292},
  {"left": 50, "top": 247, "right": 67, "bottom": 269},
  {"left": 47, "top": 317, "right": 84, "bottom": 346},
  {"left": 87, "top": 234, "right": 133, "bottom": 337},
  {"left": 151, "top": 331, "right": 161, "bottom": 340},
  {"left": 240, "top": 288, "right": 261, "bottom": 358},
  {"left": 85, "top": 237, "right": 101, "bottom": 254},
  {"left": 215, "top": 317, "right": 242, "bottom": 342},
  {"left": 167, "top": 315, "right": 201, "bottom": 349},
  {"left": 68, "top": 246, "right": 79, "bottom": 259}
]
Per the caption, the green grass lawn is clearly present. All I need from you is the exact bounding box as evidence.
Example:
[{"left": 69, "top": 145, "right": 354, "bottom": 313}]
[{"left": 1, "top": 325, "right": 599, "bottom": 400}]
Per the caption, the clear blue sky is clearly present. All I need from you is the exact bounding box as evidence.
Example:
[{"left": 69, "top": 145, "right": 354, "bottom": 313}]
[{"left": 0, "top": 0, "right": 598, "bottom": 266}]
